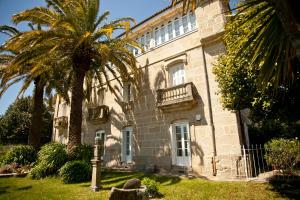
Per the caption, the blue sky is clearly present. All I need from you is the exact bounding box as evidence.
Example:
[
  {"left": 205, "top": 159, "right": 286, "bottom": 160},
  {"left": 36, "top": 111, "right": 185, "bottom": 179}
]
[{"left": 0, "top": 0, "right": 170, "bottom": 114}]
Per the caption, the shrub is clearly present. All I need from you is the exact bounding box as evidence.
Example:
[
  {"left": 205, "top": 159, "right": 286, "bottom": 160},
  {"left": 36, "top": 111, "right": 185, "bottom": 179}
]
[
  {"left": 2, "top": 145, "right": 36, "bottom": 165},
  {"left": 59, "top": 160, "right": 92, "bottom": 183},
  {"left": 265, "top": 138, "right": 300, "bottom": 174},
  {"left": 69, "top": 145, "right": 93, "bottom": 163},
  {"left": 141, "top": 177, "right": 160, "bottom": 197},
  {"left": 29, "top": 143, "right": 67, "bottom": 179},
  {"left": 28, "top": 164, "right": 48, "bottom": 179}
]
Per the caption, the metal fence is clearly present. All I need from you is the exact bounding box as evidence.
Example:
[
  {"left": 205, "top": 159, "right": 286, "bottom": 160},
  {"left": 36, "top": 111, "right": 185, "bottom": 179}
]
[
  {"left": 233, "top": 145, "right": 300, "bottom": 180},
  {"left": 240, "top": 144, "right": 271, "bottom": 178}
]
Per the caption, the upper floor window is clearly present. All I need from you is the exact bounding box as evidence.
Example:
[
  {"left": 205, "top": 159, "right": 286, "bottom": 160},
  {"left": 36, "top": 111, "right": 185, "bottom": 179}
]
[
  {"left": 145, "top": 32, "right": 151, "bottom": 50},
  {"left": 160, "top": 25, "right": 165, "bottom": 43},
  {"left": 154, "top": 28, "right": 160, "bottom": 46},
  {"left": 167, "top": 21, "right": 173, "bottom": 40},
  {"left": 169, "top": 64, "right": 185, "bottom": 87},
  {"left": 182, "top": 15, "right": 188, "bottom": 33},
  {"left": 189, "top": 12, "right": 196, "bottom": 30},
  {"left": 122, "top": 82, "right": 132, "bottom": 103},
  {"left": 174, "top": 18, "right": 180, "bottom": 37},
  {"left": 134, "top": 11, "right": 197, "bottom": 55}
]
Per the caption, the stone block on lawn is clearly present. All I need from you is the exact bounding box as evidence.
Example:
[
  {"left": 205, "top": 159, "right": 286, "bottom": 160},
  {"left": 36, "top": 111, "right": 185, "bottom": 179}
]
[
  {"left": 123, "top": 178, "right": 141, "bottom": 189},
  {"left": 109, "top": 186, "right": 148, "bottom": 200}
]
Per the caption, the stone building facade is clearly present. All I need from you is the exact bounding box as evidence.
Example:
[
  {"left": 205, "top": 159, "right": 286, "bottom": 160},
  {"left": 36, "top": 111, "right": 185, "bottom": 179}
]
[{"left": 53, "top": 0, "right": 247, "bottom": 178}]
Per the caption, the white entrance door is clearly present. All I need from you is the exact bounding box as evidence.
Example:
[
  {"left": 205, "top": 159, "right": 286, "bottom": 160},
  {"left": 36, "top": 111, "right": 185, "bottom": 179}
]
[
  {"left": 122, "top": 127, "right": 132, "bottom": 163},
  {"left": 95, "top": 130, "right": 105, "bottom": 160},
  {"left": 173, "top": 123, "right": 191, "bottom": 166}
]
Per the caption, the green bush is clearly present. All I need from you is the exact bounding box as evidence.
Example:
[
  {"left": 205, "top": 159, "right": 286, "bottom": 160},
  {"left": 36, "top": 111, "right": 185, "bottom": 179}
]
[
  {"left": 28, "top": 164, "right": 48, "bottom": 179},
  {"left": 69, "top": 145, "right": 93, "bottom": 163},
  {"left": 265, "top": 138, "right": 300, "bottom": 174},
  {"left": 29, "top": 143, "right": 67, "bottom": 179},
  {"left": 59, "top": 160, "right": 92, "bottom": 183},
  {"left": 141, "top": 177, "right": 160, "bottom": 197},
  {"left": 2, "top": 145, "right": 36, "bottom": 165}
]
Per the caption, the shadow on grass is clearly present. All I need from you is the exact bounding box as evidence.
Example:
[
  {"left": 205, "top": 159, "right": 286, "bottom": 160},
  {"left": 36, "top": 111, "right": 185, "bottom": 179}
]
[
  {"left": 268, "top": 175, "right": 300, "bottom": 200},
  {"left": 15, "top": 186, "right": 32, "bottom": 191},
  {"left": 79, "top": 171, "right": 182, "bottom": 194},
  {"left": 0, "top": 186, "right": 10, "bottom": 195}
]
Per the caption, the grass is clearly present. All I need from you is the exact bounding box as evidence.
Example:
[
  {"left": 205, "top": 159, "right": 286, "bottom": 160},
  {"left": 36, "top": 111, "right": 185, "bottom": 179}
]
[{"left": 0, "top": 171, "right": 297, "bottom": 200}]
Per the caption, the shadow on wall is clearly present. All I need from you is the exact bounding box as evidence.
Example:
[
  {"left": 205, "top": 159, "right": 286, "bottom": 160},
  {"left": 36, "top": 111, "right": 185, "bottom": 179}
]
[
  {"left": 106, "top": 57, "right": 208, "bottom": 169},
  {"left": 191, "top": 141, "right": 204, "bottom": 167}
]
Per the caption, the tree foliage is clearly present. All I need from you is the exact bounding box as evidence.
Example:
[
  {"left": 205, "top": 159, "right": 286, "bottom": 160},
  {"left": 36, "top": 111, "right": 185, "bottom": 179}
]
[
  {"left": 213, "top": 0, "right": 300, "bottom": 143},
  {"left": 8, "top": 0, "right": 140, "bottom": 152},
  {"left": 0, "top": 97, "right": 53, "bottom": 144}
]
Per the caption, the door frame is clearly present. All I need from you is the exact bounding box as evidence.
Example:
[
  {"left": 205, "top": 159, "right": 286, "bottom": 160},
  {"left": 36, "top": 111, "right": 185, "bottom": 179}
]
[{"left": 170, "top": 121, "right": 191, "bottom": 167}]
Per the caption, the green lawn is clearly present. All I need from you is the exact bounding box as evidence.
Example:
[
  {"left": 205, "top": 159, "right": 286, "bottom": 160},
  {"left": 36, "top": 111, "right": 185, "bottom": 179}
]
[{"left": 0, "top": 171, "right": 297, "bottom": 200}]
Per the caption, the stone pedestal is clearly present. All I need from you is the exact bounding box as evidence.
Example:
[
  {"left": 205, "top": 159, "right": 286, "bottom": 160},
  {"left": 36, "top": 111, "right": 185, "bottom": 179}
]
[{"left": 91, "top": 137, "right": 103, "bottom": 191}]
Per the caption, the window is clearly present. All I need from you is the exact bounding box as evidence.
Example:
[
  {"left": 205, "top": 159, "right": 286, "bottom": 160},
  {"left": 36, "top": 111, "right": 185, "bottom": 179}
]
[
  {"left": 97, "top": 88, "right": 105, "bottom": 105},
  {"left": 95, "top": 130, "right": 105, "bottom": 159},
  {"left": 122, "top": 127, "right": 132, "bottom": 163},
  {"left": 154, "top": 28, "right": 160, "bottom": 46},
  {"left": 182, "top": 15, "right": 188, "bottom": 33},
  {"left": 145, "top": 32, "right": 151, "bottom": 50},
  {"left": 160, "top": 25, "right": 165, "bottom": 43},
  {"left": 189, "top": 12, "right": 196, "bottom": 30},
  {"left": 169, "top": 64, "right": 185, "bottom": 87},
  {"left": 140, "top": 35, "right": 145, "bottom": 50},
  {"left": 167, "top": 21, "right": 173, "bottom": 40},
  {"left": 174, "top": 18, "right": 180, "bottom": 37},
  {"left": 122, "top": 82, "right": 132, "bottom": 103}
]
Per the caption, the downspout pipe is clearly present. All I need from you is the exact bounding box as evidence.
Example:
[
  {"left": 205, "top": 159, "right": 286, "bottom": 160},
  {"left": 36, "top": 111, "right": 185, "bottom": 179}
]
[{"left": 201, "top": 46, "right": 217, "bottom": 176}]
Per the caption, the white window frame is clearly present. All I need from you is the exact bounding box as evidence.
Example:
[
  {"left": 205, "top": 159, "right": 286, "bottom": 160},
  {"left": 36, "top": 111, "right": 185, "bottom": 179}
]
[
  {"left": 169, "top": 121, "right": 191, "bottom": 167},
  {"left": 122, "top": 127, "right": 133, "bottom": 163},
  {"left": 174, "top": 18, "right": 180, "bottom": 37},
  {"left": 95, "top": 129, "right": 106, "bottom": 160},
  {"left": 167, "top": 21, "right": 173, "bottom": 41},
  {"left": 169, "top": 64, "right": 185, "bottom": 87}
]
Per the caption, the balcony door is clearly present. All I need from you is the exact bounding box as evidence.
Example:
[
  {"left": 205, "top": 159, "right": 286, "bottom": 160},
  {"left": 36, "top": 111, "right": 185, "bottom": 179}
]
[
  {"left": 172, "top": 122, "right": 191, "bottom": 167},
  {"left": 122, "top": 127, "right": 133, "bottom": 163},
  {"left": 169, "top": 64, "right": 185, "bottom": 87}
]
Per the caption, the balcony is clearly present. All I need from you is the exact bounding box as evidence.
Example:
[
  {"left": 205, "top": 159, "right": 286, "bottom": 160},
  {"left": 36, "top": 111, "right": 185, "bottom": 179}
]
[
  {"left": 54, "top": 116, "right": 68, "bottom": 129},
  {"left": 156, "top": 82, "right": 197, "bottom": 111},
  {"left": 87, "top": 105, "right": 109, "bottom": 123}
]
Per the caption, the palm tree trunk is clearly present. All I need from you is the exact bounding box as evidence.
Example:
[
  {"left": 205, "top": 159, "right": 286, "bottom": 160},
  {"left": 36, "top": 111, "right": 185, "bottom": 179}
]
[
  {"left": 67, "top": 67, "right": 87, "bottom": 154},
  {"left": 28, "top": 76, "right": 44, "bottom": 148}
]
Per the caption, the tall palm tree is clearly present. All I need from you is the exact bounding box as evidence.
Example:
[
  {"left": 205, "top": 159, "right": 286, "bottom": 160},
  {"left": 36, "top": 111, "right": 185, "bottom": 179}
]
[
  {"left": 0, "top": 25, "right": 70, "bottom": 148},
  {"left": 9, "top": 0, "right": 139, "bottom": 153}
]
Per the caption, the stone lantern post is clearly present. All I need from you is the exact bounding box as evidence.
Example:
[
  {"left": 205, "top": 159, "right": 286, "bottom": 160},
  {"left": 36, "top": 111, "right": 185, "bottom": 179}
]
[{"left": 91, "top": 137, "right": 102, "bottom": 191}]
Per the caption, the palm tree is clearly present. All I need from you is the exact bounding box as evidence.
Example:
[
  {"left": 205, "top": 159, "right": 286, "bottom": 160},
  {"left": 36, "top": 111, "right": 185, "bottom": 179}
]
[
  {"left": 224, "top": 0, "right": 300, "bottom": 88},
  {"left": 10, "top": 0, "right": 139, "bottom": 153},
  {"left": 171, "top": 0, "right": 206, "bottom": 12},
  {"left": 172, "top": 0, "right": 300, "bottom": 87},
  {"left": 0, "top": 25, "right": 70, "bottom": 148}
]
